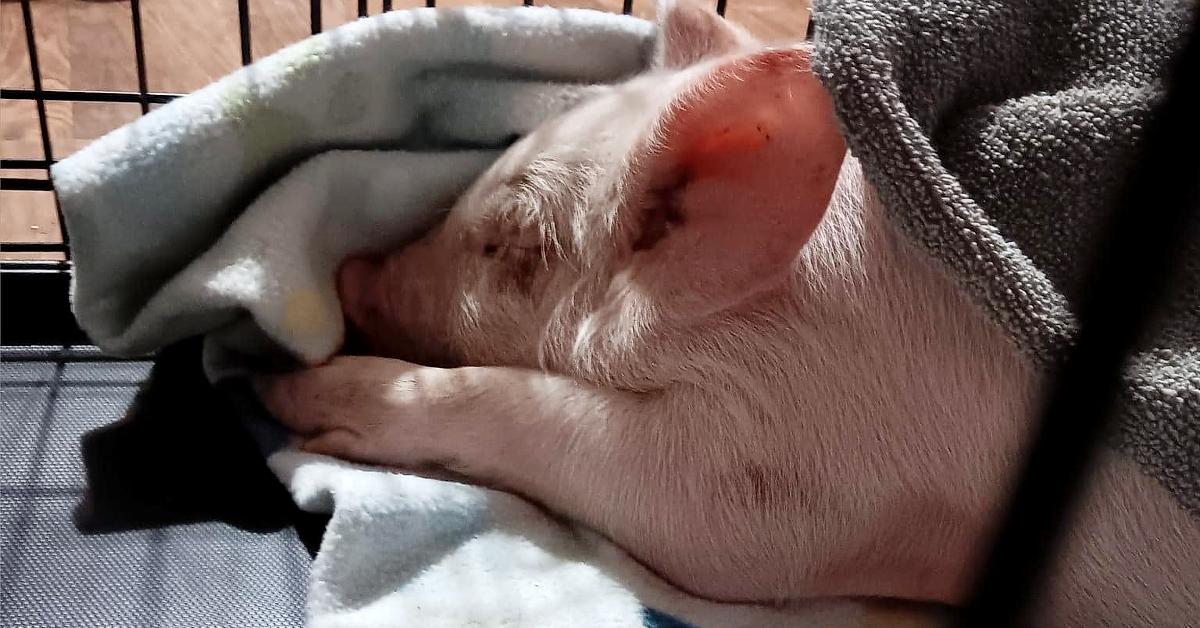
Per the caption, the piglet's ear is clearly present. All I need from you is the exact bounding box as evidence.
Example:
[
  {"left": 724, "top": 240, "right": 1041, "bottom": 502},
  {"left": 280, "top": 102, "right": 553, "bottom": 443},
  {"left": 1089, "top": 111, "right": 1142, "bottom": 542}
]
[
  {"left": 653, "top": 0, "right": 758, "bottom": 69},
  {"left": 629, "top": 46, "right": 846, "bottom": 316}
]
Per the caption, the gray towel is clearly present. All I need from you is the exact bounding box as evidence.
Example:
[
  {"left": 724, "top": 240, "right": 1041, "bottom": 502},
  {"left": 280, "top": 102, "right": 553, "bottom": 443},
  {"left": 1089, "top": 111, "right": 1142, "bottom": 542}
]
[{"left": 811, "top": 0, "right": 1200, "bottom": 516}]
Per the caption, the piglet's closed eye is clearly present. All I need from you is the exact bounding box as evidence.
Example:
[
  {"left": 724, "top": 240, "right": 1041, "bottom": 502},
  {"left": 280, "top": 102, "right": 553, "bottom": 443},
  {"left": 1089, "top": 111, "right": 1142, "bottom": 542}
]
[{"left": 627, "top": 46, "right": 847, "bottom": 317}]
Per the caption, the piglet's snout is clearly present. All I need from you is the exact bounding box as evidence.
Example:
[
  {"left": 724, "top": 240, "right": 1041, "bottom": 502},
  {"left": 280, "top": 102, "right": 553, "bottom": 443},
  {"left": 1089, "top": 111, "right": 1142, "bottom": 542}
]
[
  {"left": 337, "top": 256, "right": 382, "bottom": 318},
  {"left": 335, "top": 254, "right": 438, "bottom": 363},
  {"left": 336, "top": 256, "right": 390, "bottom": 352}
]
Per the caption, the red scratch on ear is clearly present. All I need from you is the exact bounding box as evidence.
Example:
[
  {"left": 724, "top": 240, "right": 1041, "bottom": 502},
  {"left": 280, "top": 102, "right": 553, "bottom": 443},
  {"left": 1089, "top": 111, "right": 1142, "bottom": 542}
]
[{"left": 684, "top": 117, "right": 775, "bottom": 178}]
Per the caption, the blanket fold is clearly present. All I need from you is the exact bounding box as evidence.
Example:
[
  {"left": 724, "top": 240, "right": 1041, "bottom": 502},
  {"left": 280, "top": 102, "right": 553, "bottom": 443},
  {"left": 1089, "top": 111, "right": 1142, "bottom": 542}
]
[{"left": 56, "top": 7, "right": 653, "bottom": 364}]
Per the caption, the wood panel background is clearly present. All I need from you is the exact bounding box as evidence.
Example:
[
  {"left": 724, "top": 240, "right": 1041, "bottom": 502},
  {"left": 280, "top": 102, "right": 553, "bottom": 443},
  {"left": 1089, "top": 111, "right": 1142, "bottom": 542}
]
[{"left": 0, "top": 0, "right": 810, "bottom": 260}]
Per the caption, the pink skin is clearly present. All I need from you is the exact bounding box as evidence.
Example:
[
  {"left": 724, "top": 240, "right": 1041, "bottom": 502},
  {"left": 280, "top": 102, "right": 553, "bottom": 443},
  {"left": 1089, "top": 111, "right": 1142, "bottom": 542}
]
[{"left": 258, "top": 1, "right": 1200, "bottom": 623}]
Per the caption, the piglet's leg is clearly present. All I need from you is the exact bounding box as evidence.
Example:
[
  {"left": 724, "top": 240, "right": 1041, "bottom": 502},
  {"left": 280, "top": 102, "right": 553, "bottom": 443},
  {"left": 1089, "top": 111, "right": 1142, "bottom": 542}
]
[
  {"left": 255, "top": 356, "right": 662, "bottom": 534},
  {"left": 255, "top": 356, "right": 926, "bottom": 605}
]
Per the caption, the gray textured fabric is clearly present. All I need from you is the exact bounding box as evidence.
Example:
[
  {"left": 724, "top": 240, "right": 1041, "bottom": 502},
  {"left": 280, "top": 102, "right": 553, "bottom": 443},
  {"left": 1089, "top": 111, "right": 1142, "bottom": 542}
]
[
  {"left": 0, "top": 347, "right": 309, "bottom": 627},
  {"left": 811, "top": 0, "right": 1200, "bottom": 515}
]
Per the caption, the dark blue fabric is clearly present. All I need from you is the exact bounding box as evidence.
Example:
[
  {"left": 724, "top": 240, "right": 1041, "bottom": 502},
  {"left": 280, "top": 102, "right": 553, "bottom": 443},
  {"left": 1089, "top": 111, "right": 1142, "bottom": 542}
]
[{"left": 643, "top": 607, "right": 696, "bottom": 628}]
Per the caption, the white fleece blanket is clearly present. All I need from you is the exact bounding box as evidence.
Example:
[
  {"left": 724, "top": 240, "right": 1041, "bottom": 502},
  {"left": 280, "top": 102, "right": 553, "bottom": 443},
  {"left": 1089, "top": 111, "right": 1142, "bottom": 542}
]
[{"left": 52, "top": 7, "right": 889, "bottom": 628}]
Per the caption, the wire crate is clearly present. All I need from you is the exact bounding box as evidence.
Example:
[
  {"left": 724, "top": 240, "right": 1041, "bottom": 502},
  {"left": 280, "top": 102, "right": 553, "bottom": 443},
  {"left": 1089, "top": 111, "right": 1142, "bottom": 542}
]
[{"left": 0, "top": 0, "right": 810, "bottom": 344}]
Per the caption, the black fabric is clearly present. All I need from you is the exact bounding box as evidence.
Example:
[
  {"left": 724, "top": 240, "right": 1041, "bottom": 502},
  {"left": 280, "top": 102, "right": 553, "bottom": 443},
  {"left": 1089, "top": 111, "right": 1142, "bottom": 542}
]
[{"left": 1, "top": 342, "right": 319, "bottom": 627}]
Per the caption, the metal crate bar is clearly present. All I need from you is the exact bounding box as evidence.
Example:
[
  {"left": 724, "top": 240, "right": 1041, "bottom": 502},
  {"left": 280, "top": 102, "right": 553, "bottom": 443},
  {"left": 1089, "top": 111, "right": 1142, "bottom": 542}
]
[
  {"left": 311, "top": 0, "right": 322, "bottom": 35},
  {"left": 238, "top": 0, "right": 253, "bottom": 65},
  {"left": 0, "top": 88, "right": 182, "bottom": 105},
  {"left": 0, "top": 242, "right": 71, "bottom": 253},
  {"left": 383, "top": 1, "right": 393, "bottom": 13},
  {"left": 16, "top": 0, "right": 69, "bottom": 251},
  {"left": 1, "top": 158, "right": 55, "bottom": 169},
  {"left": 358, "top": 0, "right": 368, "bottom": 18},
  {"left": 716, "top": 0, "right": 727, "bottom": 17},
  {"left": 0, "top": 178, "right": 53, "bottom": 192},
  {"left": 130, "top": 0, "right": 151, "bottom": 114},
  {"left": 0, "top": 260, "right": 70, "bottom": 273}
]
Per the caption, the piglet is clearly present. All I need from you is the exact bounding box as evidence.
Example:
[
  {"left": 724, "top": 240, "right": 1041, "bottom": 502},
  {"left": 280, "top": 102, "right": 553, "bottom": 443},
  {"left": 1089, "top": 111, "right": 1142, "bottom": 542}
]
[{"left": 258, "top": 1, "right": 1200, "bottom": 624}]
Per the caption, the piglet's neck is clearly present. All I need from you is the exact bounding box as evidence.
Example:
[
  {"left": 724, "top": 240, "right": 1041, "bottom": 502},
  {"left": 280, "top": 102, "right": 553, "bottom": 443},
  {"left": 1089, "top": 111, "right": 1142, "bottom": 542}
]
[
  {"left": 750, "top": 155, "right": 1037, "bottom": 456},
  {"left": 789, "top": 155, "right": 1039, "bottom": 488},
  {"left": 688, "top": 156, "right": 1041, "bottom": 601}
]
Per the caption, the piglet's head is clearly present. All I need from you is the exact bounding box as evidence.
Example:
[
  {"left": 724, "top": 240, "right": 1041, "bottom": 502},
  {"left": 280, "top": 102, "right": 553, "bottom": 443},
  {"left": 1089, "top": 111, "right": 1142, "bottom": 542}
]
[{"left": 337, "top": 0, "right": 846, "bottom": 383}]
